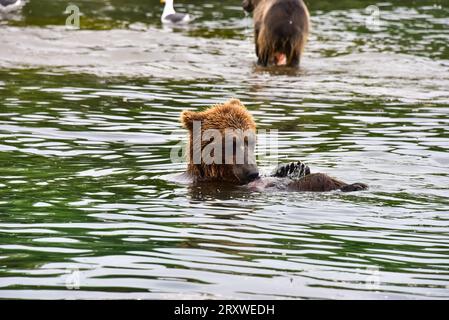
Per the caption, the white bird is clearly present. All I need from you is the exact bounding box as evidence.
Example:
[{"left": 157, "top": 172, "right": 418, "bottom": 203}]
[
  {"left": 0, "top": 0, "right": 22, "bottom": 13},
  {"left": 160, "top": 0, "right": 191, "bottom": 24}
]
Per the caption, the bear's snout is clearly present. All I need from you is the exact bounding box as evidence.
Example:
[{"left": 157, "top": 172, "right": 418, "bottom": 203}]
[
  {"left": 247, "top": 171, "right": 260, "bottom": 183},
  {"left": 232, "top": 164, "right": 259, "bottom": 184}
]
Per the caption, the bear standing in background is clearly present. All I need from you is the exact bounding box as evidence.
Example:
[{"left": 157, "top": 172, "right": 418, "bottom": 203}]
[
  {"left": 243, "top": 0, "right": 310, "bottom": 67},
  {"left": 179, "top": 99, "right": 367, "bottom": 192}
]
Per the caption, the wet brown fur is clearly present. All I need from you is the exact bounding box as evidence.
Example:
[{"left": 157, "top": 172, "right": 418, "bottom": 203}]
[
  {"left": 244, "top": 0, "right": 310, "bottom": 67},
  {"left": 288, "top": 173, "right": 346, "bottom": 192},
  {"left": 181, "top": 99, "right": 366, "bottom": 192}
]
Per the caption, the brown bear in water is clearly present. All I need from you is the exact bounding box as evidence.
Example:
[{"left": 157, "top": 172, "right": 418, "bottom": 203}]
[
  {"left": 242, "top": 0, "right": 310, "bottom": 67},
  {"left": 180, "top": 99, "right": 367, "bottom": 192}
]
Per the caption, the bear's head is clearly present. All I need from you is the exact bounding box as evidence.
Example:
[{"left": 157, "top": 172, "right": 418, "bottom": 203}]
[{"left": 181, "top": 99, "right": 259, "bottom": 185}]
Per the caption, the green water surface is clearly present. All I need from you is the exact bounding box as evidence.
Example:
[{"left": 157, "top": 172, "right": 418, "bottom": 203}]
[{"left": 0, "top": 0, "right": 449, "bottom": 299}]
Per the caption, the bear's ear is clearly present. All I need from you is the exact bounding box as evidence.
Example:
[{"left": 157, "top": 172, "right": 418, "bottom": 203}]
[
  {"left": 226, "top": 98, "right": 247, "bottom": 111},
  {"left": 180, "top": 110, "right": 203, "bottom": 130},
  {"left": 228, "top": 98, "right": 243, "bottom": 107}
]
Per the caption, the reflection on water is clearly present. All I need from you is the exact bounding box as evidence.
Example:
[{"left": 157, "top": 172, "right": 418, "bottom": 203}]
[{"left": 0, "top": 0, "right": 449, "bottom": 299}]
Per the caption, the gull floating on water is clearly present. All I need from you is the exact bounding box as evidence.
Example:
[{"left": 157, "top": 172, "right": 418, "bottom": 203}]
[
  {"left": 160, "top": 0, "right": 191, "bottom": 24},
  {"left": 0, "top": 0, "right": 22, "bottom": 12}
]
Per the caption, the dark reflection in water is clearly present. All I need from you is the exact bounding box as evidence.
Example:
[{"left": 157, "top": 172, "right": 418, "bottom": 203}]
[{"left": 0, "top": 0, "right": 449, "bottom": 299}]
